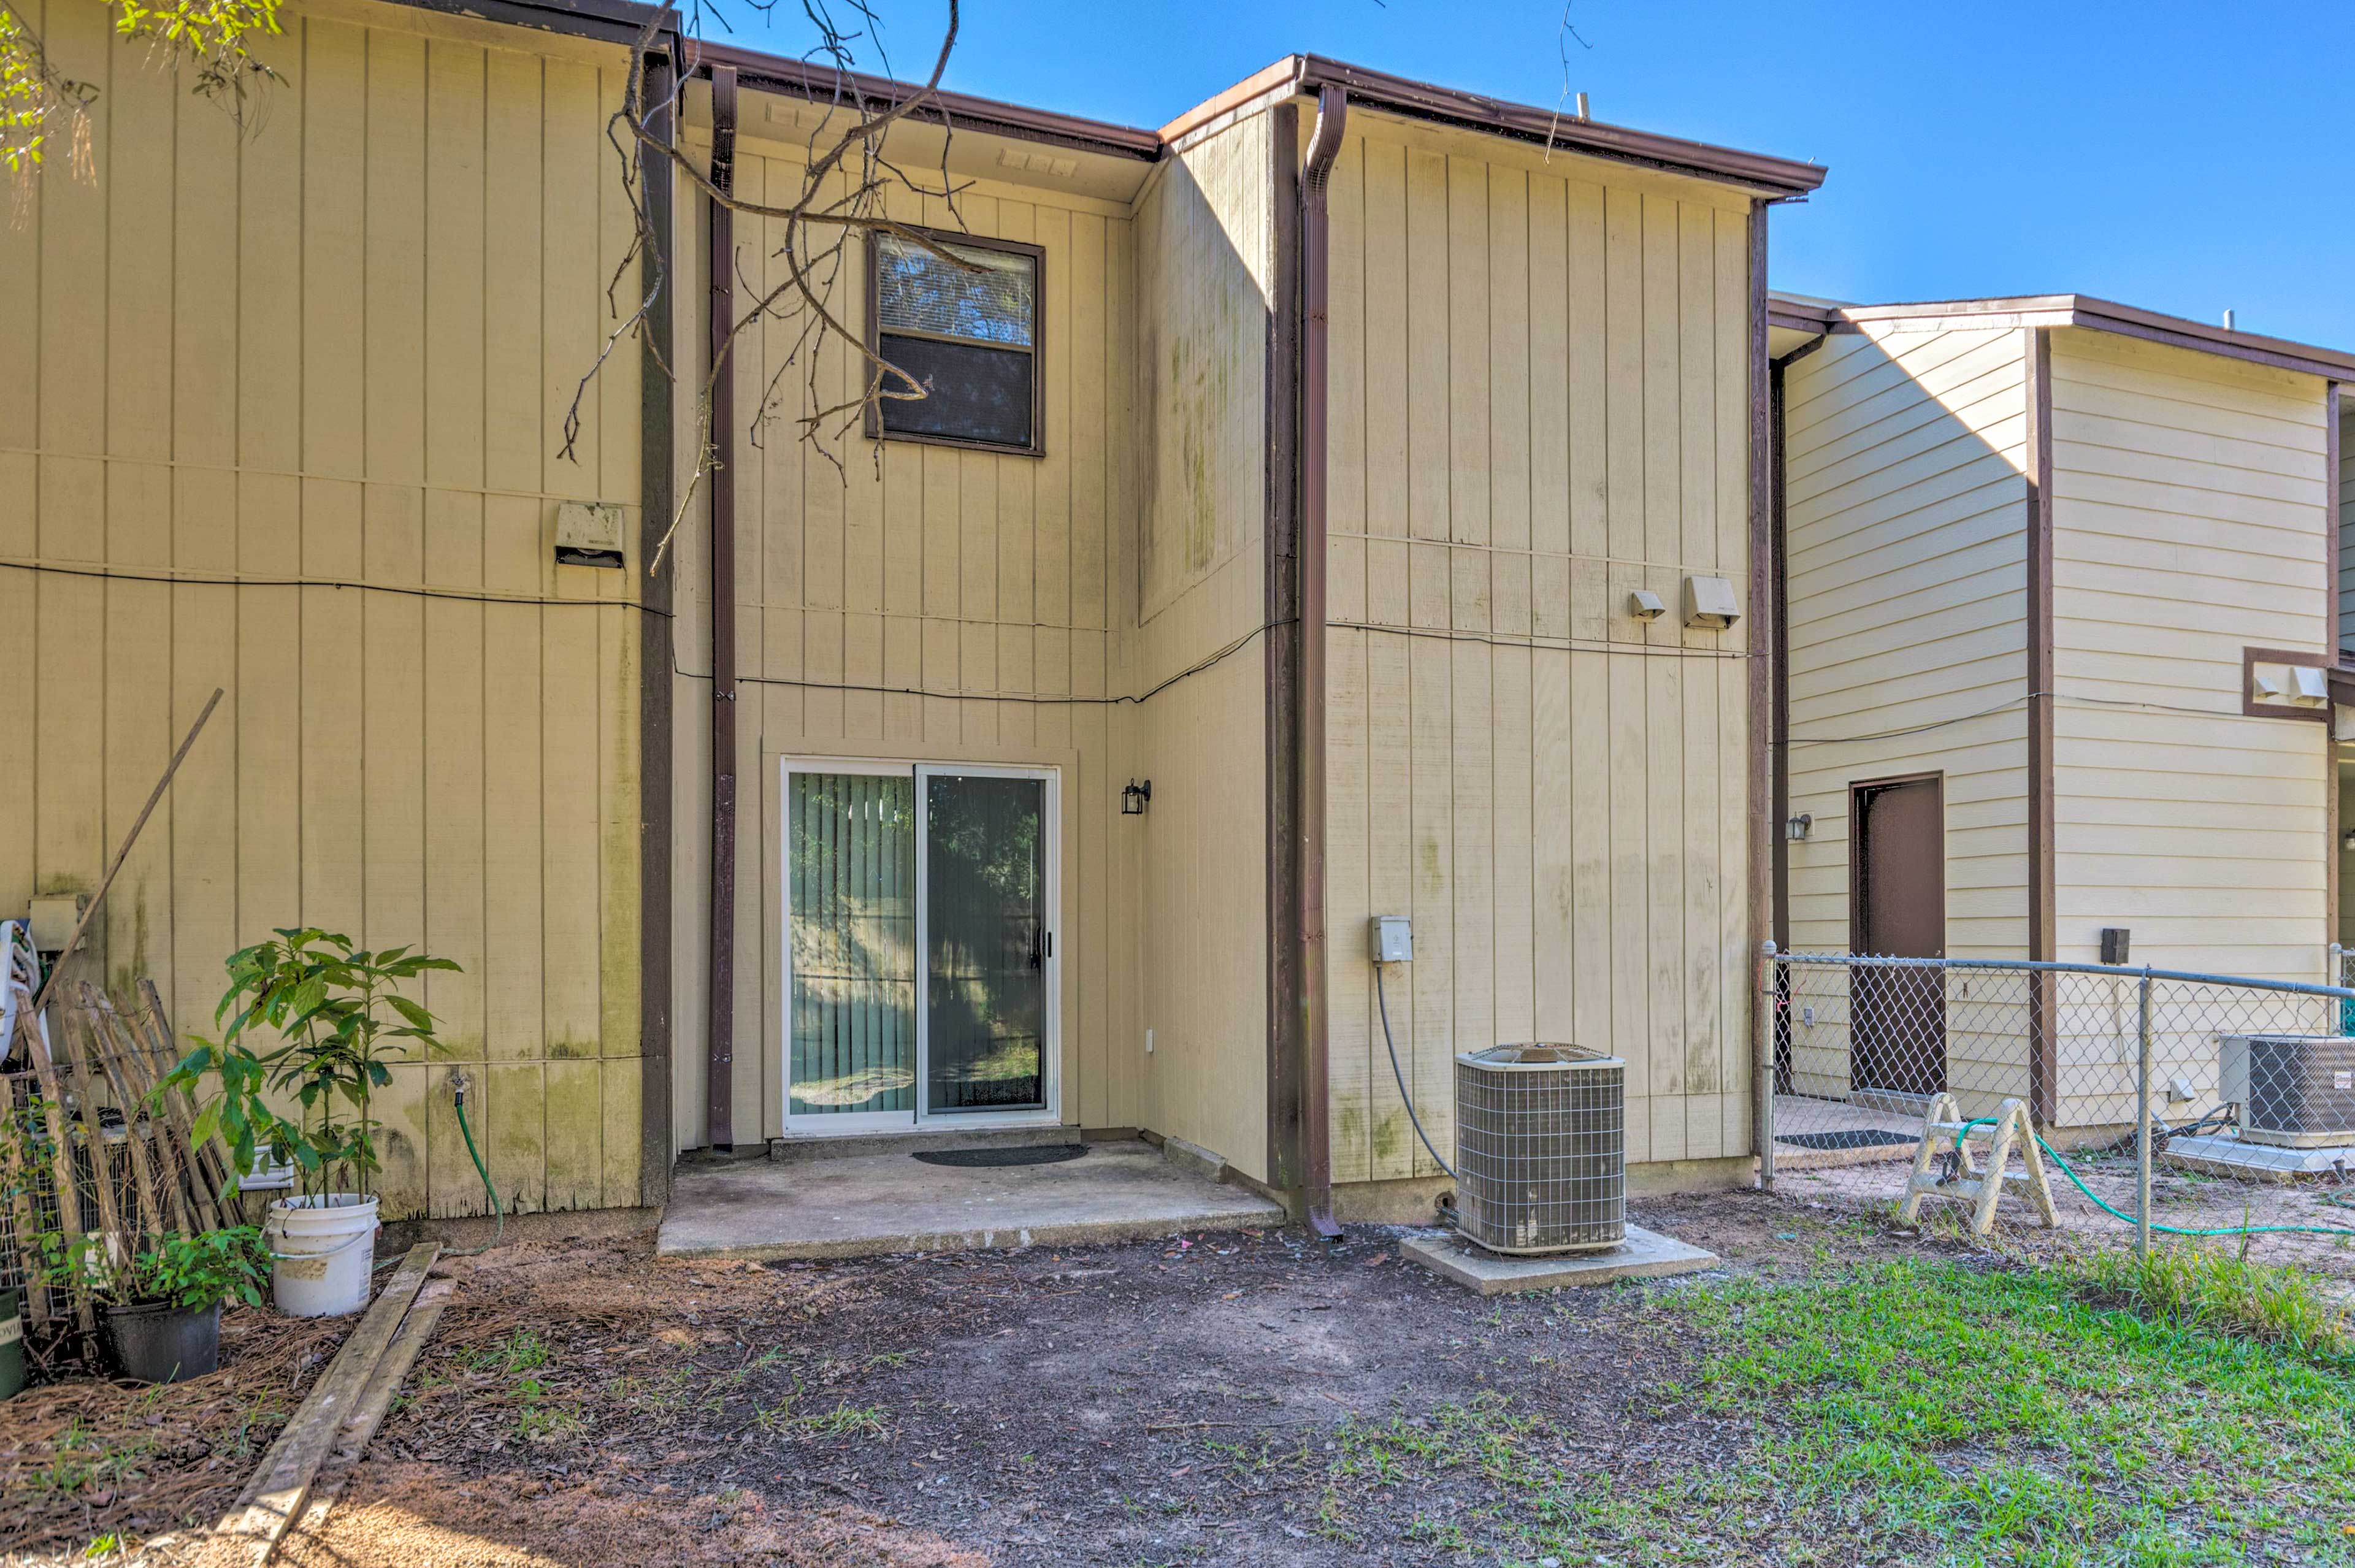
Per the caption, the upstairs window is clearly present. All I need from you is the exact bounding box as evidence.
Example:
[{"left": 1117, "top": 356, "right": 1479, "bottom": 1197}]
[{"left": 867, "top": 230, "right": 1043, "bottom": 454}]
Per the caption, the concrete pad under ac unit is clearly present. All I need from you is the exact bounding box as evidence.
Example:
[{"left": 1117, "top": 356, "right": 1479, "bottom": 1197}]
[
  {"left": 2161, "top": 1133, "right": 2355, "bottom": 1183},
  {"left": 1401, "top": 1226, "right": 1718, "bottom": 1296}
]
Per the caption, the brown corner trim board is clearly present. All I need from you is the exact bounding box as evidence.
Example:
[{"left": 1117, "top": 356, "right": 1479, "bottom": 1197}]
[
  {"left": 1744, "top": 201, "right": 1773, "bottom": 1165},
  {"left": 1296, "top": 81, "right": 1349, "bottom": 1239},
  {"left": 2023, "top": 327, "right": 2056, "bottom": 1123},
  {"left": 705, "top": 64, "right": 741, "bottom": 1150},
  {"left": 638, "top": 43, "right": 680, "bottom": 1200},
  {"left": 2327, "top": 383, "right": 2344, "bottom": 953},
  {"left": 1265, "top": 101, "right": 1306, "bottom": 1204}
]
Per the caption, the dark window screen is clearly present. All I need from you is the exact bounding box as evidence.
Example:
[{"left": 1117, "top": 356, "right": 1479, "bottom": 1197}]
[{"left": 879, "top": 333, "right": 1035, "bottom": 449}]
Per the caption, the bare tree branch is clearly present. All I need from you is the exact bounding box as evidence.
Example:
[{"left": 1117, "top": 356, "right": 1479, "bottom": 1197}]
[{"left": 560, "top": 0, "right": 972, "bottom": 576}]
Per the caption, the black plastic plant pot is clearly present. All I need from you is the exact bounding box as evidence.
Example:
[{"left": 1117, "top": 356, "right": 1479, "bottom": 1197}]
[
  {"left": 105, "top": 1299, "right": 222, "bottom": 1385},
  {"left": 0, "top": 1288, "right": 22, "bottom": 1401}
]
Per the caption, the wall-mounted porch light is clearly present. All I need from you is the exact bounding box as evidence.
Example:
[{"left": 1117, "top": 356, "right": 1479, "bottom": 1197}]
[
  {"left": 1122, "top": 779, "right": 1153, "bottom": 816},
  {"left": 1785, "top": 813, "right": 1812, "bottom": 842}
]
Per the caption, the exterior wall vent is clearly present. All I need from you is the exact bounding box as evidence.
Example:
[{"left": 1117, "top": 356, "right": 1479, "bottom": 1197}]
[{"left": 1452, "top": 1044, "right": 1625, "bottom": 1255}]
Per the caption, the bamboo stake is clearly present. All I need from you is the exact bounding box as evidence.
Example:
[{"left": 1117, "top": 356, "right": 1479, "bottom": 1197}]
[
  {"left": 59, "top": 1012, "right": 128, "bottom": 1264},
  {"left": 117, "top": 985, "right": 223, "bottom": 1201},
  {"left": 74, "top": 986, "right": 174, "bottom": 1242},
  {"left": 23, "top": 689, "right": 221, "bottom": 1023},
  {"left": 102, "top": 993, "right": 220, "bottom": 1233}
]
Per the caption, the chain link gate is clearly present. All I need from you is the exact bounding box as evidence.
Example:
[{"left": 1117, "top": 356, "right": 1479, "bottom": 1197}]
[{"left": 1755, "top": 945, "right": 2355, "bottom": 1279}]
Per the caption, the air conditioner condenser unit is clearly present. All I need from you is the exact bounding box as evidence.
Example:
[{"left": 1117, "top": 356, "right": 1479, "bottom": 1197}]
[
  {"left": 1452, "top": 1043, "right": 1626, "bottom": 1255},
  {"left": 2218, "top": 1034, "right": 2355, "bottom": 1149}
]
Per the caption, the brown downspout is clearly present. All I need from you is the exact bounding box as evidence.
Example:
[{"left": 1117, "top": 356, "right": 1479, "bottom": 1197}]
[
  {"left": 705, "top": 64, "right": 740, "bottom": 1149},
  {"left": 1298, "top": 80, "right": 1347, "bottom": 1239}
]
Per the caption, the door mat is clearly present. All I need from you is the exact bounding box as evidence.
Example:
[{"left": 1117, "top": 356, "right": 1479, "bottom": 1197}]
[
  {"left": 1775, "top": 1129, "right": 1917, "bottom": 1151},
  {"left": 912, "top": 1144, "right": 1087, "bottom": 1168}
]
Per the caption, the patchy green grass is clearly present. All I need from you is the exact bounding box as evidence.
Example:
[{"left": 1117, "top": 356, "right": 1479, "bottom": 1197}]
[
  {"left": 24, "top": 1421, "right": 156, "bottom": 1501},
  {"left": 1295, "top": 1259, "right": 2355, "bottom": 1566},
  {"left": 467, "top": 1328, "right": 553, "bottom": 1375},
  {"left": 2059, "top": 1242, "right": 2352, "bottom": 1361}
]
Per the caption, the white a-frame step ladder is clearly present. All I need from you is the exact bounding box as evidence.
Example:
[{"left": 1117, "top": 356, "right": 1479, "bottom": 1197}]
[{"left": 1897, "top": 1094, "right": 2059, "bottom": 1237}]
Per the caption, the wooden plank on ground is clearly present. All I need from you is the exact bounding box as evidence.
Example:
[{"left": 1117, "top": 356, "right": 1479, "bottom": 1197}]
[
  {"left": 283, "top": 1277, "right": 459, "bottom": 1553},
  {"left": 215, "top": 1244, "right": 441, "bottom": 1555}
]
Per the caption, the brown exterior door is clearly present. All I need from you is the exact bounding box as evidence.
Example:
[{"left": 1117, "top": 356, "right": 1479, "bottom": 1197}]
[{"left": 1851, "top": 776, "right": 1946, "bottom": 1097}]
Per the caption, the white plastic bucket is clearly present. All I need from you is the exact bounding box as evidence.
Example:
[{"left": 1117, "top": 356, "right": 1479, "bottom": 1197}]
[{"left": 266, "top": 1195, "right": 380, "bottom": 1317}]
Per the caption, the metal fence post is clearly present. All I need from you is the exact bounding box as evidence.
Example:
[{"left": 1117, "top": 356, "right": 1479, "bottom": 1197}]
[
  {"left": 1757, "top": 940, "right": 1777, "bottom": 1193},
  {"left": 2135, "top": 966, "right": 2154, "bottom": 1260}
]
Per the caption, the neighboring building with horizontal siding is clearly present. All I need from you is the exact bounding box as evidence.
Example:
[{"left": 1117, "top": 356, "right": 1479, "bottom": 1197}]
[{"left": 1769, "top": 295, "right": 2355, "bottom": 1124}]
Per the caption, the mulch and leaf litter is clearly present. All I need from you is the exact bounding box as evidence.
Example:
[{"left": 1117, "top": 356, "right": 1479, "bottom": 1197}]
[{"left": 9, "top": 1190, "right": 2338, "bottom": 1566}]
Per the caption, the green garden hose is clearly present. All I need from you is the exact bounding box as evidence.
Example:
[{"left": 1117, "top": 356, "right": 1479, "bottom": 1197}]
[
  {"left": 453, "top": 1080, "right": 504, "bottom": 1245},
  {"left": 1951, "top": 1117, "right": 2355, "bottom": 1241}
]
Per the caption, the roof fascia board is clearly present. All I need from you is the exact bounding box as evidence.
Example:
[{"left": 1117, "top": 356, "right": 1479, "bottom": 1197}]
[
  {"left": 693, "top": 41, "right": 1162, "bottom": 162},
  {"left": 393, "top": 0, "right": 667, "bottom": 48},
  {"left": 1798, "top": 294, "right": 2355, "bottom": 381},
  {"left": 1287, "top": 55, "right": 1825, "bottom": 199},
  {"left": 1158, "top": 54, "right": 1825, "bottom": 199},
  {"left": 2067, "top": 297, "right": 2355, "bottom": 383},
  {"left": 378, "top": 0, "right": 1828, "bottom": 199}
]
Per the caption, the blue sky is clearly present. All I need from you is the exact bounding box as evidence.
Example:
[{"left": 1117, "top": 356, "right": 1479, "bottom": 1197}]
[{"left": 746, "top": 2, "right": 2355, "bottom": 350}]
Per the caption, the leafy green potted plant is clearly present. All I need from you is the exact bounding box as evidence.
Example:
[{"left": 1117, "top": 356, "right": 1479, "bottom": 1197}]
[
  {"left": 159, "top": 929, "right": 457, "bottom": 1317},
  {"left": 37, "top": 1228, "right": 267, "bottom": 1383}
]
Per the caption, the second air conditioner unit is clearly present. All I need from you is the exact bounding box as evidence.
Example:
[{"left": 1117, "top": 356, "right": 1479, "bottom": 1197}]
[{"left": 2219, "top": 1034, "right": 2355, "bottom": 1149}]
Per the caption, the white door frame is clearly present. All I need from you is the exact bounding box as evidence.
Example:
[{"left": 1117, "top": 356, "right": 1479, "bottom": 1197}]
[
  {"left": 778, "top": 758, "right": 1062, "bottom": 1136},
  {"left": 914, "top": 763, "right": 1061, "bottom": 1130}
]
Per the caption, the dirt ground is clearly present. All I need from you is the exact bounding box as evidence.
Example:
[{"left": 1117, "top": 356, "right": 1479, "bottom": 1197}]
[{"left": 0, "top": 1191, "right": 2020, "bottom": 1568}]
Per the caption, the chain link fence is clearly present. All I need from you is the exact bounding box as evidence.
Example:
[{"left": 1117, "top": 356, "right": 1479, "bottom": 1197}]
[{"left": 1759, "top": 947, "right": 2355, "bottom": 1279}]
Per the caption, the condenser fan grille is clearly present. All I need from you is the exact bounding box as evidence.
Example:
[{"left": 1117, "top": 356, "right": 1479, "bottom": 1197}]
[{"left": 1453, "top": 1044, "right": 1625, "bottom": 1255}]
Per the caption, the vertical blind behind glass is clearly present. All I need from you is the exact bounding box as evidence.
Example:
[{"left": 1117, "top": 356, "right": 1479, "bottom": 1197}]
[
  {"left": 875, "top": 237, "right": 1034, "bottom": 347},
  {"left": 787, "top": 773, "right": 918, "bottom": 1117}
]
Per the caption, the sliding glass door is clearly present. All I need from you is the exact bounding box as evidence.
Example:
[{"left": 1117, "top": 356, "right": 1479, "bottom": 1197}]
[{"left": 783, "top": 761, "right": 1058, "bottom": 1132}]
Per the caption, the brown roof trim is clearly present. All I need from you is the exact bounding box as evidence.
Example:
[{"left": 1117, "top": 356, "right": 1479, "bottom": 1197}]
[
  {"left": 1161, "top": 55, "right": 1828, "bottom": 200},
  {"left": 1770, "top": 291, "right": 2355, "bottom": 382},
  {"left": 697, "top": 42, "right": 1163, "bottom": 161},
  {"left": 1767, "top": 297, "right": 1836, "bottom": 335},
  {"left": 397, "top": 0, "right": 670, "bottom": 48},
  {"left": 380, "top": 0, "right": 1828, "bottom": 194}
]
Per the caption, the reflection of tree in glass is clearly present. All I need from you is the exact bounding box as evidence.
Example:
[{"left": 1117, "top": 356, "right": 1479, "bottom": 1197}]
[
  {"left": 877, "top": 240, "right": 1035, "bottom": 348},
  {"left": 925, "top": 776, "right": 1046, "bottom": 1111}
]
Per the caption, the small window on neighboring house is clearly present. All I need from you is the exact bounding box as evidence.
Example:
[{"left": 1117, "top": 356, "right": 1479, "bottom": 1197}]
[{"left": 868, "top": 231, "right": 1043, "bottom": 454}]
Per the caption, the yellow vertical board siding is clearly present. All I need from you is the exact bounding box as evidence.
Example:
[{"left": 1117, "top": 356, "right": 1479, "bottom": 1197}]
[
  {"left": 1130, "top": 112, "right": 1274, "bottom": 1178},
  {"left": 2048, "top": 329, "right": 2330, "bottom": 987},
  {"left": 1323, "top": 117, "right": 1757, "bottom": 1181},
  {"left": 1778, "top": 326, "right": 2030, "bottom": 1102},
  {"left": 0, "top": 1, "right": 645, "bottom": 1221},
  {"left": 667, "top": 132, "right": 1158, "bottom": 1156}
]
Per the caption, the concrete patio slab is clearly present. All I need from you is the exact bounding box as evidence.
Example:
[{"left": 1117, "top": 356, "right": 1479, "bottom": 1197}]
[
  {"left": 657, "top": 1139, "right": 1288, "bottom": 1261},
  {"left": 1401, "top": 1225, "right": 1718, "bottom": 1295}
]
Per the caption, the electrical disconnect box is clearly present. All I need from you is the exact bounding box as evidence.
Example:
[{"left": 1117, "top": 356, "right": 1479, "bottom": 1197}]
[
  {"left": 2099, "top": 928, "right": 2131, "bottom": 966},
  {"left": 1369, "top": 915, "right": 1413, "bottom": 965}
]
